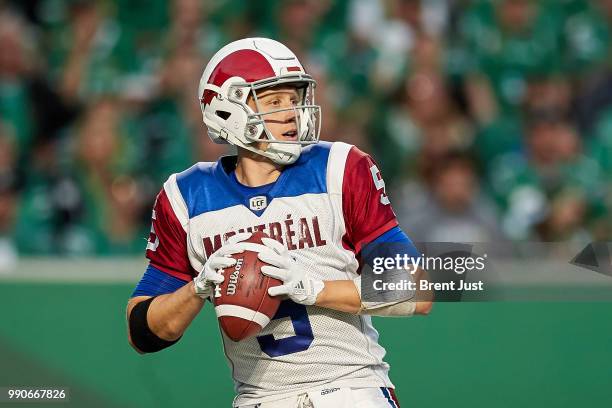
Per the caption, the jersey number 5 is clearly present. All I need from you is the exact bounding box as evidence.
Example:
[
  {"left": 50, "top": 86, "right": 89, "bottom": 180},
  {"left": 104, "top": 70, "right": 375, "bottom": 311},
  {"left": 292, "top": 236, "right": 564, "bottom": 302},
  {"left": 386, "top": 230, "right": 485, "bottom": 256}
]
[
  {"left": 257, "top": 300, "right": 314, "bottom": 357},
  {"left": 146, "top": 209, "right": 159, "bottom": 251},
  {"left": 370, "top": 165, "right": 390, "bottom": 205}
]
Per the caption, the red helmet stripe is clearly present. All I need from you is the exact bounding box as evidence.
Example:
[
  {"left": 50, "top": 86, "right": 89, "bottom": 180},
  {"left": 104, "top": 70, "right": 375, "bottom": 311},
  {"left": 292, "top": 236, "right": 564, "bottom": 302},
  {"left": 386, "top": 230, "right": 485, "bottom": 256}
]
[{"left": 202, "top": 50, "right": 275, "bottom": 105}]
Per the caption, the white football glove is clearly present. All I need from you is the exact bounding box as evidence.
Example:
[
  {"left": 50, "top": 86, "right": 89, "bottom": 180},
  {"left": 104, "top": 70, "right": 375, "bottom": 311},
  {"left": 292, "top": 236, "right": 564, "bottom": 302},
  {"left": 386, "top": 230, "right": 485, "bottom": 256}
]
[
  {"left": 193, "top": 232, "right": 252, "bottom": 299},
  {"left": 257, "top": 238, "right": 324, "bottom": 306}
]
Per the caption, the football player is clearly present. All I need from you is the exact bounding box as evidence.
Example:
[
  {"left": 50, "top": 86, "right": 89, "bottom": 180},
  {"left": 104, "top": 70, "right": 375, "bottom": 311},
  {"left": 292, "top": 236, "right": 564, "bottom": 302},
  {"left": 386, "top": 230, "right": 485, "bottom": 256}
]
[{"left": 127, "top": 38, "right": 432, "bottom": 408}]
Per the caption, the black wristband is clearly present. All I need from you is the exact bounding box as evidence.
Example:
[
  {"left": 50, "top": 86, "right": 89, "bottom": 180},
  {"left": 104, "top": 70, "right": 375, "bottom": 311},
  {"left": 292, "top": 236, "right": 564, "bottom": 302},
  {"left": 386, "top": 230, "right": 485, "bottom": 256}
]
[{"left": 128, "top": 296, "right": 181, "bottom": 353}]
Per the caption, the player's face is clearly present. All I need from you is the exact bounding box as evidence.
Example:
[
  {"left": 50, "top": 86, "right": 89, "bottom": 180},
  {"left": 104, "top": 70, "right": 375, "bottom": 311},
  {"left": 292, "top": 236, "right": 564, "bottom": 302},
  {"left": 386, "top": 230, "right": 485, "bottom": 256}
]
[{"left": 248, "top": 87, "right": 300, "bottom": 142}]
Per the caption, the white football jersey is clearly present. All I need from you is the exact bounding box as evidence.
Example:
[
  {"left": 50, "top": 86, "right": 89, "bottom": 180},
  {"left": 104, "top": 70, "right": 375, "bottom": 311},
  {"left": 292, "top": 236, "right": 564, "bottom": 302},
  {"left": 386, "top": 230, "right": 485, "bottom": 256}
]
[{"left": 145, "top": 141, "right": 400, "bottom": 406}]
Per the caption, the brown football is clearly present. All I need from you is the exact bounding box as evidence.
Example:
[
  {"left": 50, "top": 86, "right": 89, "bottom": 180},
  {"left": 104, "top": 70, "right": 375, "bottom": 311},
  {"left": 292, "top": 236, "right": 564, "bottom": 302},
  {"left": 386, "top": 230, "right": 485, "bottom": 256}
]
[{"left": 213, "top": 231, "right": 282, "bottom": 341}]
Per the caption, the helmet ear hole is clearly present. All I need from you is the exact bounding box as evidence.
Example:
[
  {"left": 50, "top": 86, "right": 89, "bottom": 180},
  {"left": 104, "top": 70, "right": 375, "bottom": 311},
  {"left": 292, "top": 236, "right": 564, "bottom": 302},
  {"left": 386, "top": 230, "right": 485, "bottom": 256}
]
[
  {"left": 216, "top": 111, "right": 231, "bottom": 120},
  {"left": 246, "top": 124, "right": 259, "bottom": 137}
]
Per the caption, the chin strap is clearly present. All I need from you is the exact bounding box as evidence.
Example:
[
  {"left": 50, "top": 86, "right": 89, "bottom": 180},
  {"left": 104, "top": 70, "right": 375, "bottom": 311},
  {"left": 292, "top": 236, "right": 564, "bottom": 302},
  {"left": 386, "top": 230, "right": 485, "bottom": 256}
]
[{"left": 238, "top": 138, "right": 302, "bottom": 165}]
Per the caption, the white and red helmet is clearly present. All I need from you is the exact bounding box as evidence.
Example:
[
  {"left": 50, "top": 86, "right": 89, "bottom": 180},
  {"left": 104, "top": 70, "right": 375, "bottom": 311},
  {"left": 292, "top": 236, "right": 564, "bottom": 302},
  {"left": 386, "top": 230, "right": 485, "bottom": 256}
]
[{"left": 198, "top": 38, "right": 321, "bottom": 165}]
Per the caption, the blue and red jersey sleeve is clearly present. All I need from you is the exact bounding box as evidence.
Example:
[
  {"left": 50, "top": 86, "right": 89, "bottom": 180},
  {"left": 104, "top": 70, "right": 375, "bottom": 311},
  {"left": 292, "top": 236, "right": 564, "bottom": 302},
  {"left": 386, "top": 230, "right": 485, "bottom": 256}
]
[
  {"left": 145, "top": 189, "right": 197, "bottom": 282},
  {"left": 341, "top": 146, "right": 399, "bottom": 254}
]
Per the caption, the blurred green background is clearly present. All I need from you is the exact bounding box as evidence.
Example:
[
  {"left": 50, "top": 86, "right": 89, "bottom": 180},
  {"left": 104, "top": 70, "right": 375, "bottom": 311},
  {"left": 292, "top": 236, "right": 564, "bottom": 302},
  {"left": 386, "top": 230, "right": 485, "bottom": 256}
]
[
  {"left": 1, "top": 271, "right": 611, "bottom": 407},
  {"left": 1, "top": 0, "right": 612, "bottom": 263}
]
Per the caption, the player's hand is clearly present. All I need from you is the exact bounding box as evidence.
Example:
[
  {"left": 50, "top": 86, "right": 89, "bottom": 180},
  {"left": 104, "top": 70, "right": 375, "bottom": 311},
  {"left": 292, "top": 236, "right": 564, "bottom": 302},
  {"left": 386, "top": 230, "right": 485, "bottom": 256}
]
[
  {"left": 193, "top": 233, "right": 251, "bottom": 299},
  {"left": 257, "top": 238, "right": 324, "bottom": 306}
]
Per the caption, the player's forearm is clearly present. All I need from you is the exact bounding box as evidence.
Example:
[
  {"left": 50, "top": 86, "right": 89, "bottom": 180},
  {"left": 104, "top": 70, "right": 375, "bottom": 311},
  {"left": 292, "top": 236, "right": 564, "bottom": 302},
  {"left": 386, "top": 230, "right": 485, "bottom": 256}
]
[
  {"left": 315, "top": 268, "right": 433, "bottom": 317},
  {"left": 147, "top": 281, "right": 205, "bottom": 341},
  {"left": 315, "top": 280, "right": 362, "bottom": 314},
  {"left": 412, "top": 267, "right": 434, "bottom": 315},
  {"left": 314, "top": 279, "right": 432, "bottom": 315}
]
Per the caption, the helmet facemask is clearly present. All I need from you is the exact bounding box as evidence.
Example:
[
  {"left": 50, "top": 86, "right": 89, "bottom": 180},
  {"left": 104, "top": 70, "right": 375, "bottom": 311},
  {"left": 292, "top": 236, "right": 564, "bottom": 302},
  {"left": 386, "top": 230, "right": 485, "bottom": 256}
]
[{"left": 227, "top": 74, "right": 321, "bottom": 164}]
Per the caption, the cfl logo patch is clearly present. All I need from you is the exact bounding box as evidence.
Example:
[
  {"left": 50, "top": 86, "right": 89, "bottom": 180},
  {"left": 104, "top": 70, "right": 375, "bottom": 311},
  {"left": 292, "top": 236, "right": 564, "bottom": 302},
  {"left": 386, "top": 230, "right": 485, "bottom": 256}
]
[{"left": 249, "top": 195, "right": 268, "bottom": 211}]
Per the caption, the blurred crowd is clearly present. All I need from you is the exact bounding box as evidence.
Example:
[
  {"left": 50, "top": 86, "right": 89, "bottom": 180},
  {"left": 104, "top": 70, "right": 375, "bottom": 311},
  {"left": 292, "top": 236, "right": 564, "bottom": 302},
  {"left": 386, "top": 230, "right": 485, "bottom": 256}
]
[{"left": 0, "top": 0, "right": 611, "bottom": 265}]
